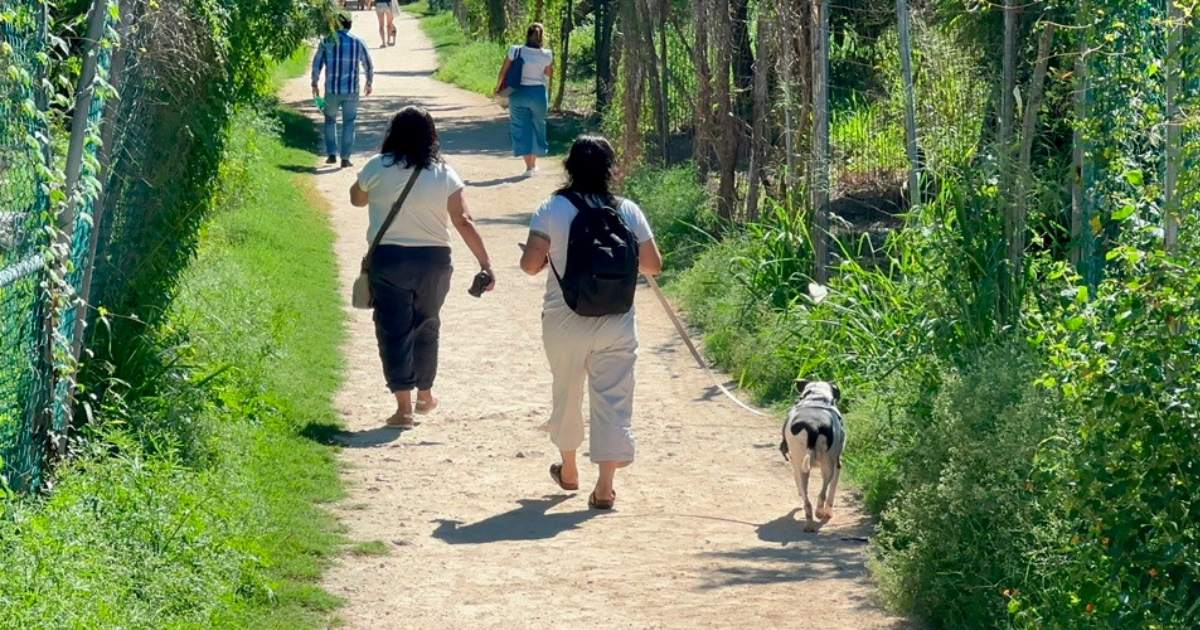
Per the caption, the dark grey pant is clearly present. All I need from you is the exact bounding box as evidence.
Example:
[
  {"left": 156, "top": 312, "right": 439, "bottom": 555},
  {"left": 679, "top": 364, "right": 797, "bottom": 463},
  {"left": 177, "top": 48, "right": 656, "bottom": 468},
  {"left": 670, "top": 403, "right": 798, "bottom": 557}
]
[{"left": 370, "top": 245, "right": 453, "bottom": 393}]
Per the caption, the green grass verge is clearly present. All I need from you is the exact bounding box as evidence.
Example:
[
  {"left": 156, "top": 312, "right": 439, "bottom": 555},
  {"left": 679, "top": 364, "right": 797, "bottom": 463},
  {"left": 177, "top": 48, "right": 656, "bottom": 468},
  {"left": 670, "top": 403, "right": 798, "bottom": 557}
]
[
  {"left": 0, "top": 70, "right": 347, "bottom": 627},
  {"left": 404, "top": 1, "right": 594, "bottom": 153}
]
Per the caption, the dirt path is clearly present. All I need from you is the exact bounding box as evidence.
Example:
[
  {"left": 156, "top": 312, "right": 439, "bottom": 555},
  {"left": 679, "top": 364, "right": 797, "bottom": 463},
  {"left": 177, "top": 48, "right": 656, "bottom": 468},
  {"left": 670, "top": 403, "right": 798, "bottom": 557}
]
[{"left": 283, "top": 12, "right": 907, "bottom": 629}]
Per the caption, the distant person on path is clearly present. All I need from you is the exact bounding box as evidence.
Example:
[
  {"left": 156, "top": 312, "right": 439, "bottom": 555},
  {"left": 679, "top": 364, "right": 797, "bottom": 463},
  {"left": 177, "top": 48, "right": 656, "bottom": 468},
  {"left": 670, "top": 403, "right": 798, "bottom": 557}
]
[
  {"left": 519, "top": 136, "right": 663, "bottom": 510},
  {"left": 494, "top": 23, "right": 554, "bottom": 178},
  {"left": 312, "top": 13, "right": 374, "bottom": 168},
  {"left": 351, "top": 107, "right": 495, "bottom": 429},
  {"left": 374, "top": 0, "right": 397, "bottom": 48}
]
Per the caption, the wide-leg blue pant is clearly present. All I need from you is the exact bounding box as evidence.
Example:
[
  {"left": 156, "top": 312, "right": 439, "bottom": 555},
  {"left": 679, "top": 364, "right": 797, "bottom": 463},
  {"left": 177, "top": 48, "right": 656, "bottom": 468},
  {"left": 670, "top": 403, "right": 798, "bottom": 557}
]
[{"left": 509, "top": 85, "right": 549, "bottom": 157}]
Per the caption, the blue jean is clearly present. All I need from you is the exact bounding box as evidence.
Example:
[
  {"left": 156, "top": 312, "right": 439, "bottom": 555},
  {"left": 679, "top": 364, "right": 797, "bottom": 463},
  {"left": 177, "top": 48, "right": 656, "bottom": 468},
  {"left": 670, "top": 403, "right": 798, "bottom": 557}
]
[
  {"left": 323, "top": 93, "right": 360, "bottom": 159},
  {"left": 509, "top": 85, "right": 548, "bottom": 157}
]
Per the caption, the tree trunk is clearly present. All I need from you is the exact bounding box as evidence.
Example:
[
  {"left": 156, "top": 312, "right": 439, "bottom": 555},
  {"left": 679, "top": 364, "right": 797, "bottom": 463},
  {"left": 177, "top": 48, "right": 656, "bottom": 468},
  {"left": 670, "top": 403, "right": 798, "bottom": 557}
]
[
  {"left": 534, "top": 0, "right": 545, "bottom": 22},
  {"left": 693, "top": 0, "right": 715, "bottom": 177},
  {"left": 998, "top": 0, "right": 1019, "bottom": 316},
  {"left": 715, "top": 0, "right": 739, "bottom": 220},
  {"left": 595, "top": 0, "right": 618, "bottom": 112},
  {"left": 637, "top": 0, "right": 668, "bottom": 163},
  {"left": 746, "top": 2, "right": 773, "bottom": 221},
  {"left": 1011, "top": 23, "right": 1055, "bottom": 285},
  {"left": 554, "top": 0, "right": 573, "bottom": 111},
  {"left": 730, "top": 0, "right": 754, "bottom": 126},
  {"left": 1071, "top": 0, "right": 1092, "bottom": 276},
  {"left": 896, "top": 0, "right": 920, "bottom": 204},
  {"left": 811, "top": 0, "right": 831, "bottom": 283},
  {"left": 487, "top": 0, "right": 507, "bottom": 39},
  {"left": 1165, "top": 1, "right": 1183, "bottom": 251},
  {"left": 619, "top": 0, "right": 645, "bottom": 177}
]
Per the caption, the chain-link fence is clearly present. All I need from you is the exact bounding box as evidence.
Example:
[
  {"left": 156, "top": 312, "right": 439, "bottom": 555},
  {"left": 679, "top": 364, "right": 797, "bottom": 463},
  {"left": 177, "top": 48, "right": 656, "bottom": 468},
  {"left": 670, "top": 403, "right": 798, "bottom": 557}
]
[
  {"left": 0, "top": 0, "right": 114, "bottom": 491},
  {"left": 0, "top": 0, "right": 54, "bottom": 491}
]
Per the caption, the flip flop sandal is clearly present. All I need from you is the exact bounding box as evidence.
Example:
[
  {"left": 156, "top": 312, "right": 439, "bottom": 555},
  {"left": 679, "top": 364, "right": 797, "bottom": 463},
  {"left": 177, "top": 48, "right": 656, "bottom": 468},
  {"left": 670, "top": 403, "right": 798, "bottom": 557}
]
[
  {"left": 588, "top": 490, "right": 616, "bottom": 511},
  {"left": 549, "top": 464, "right": 579, "bottom": 491}
]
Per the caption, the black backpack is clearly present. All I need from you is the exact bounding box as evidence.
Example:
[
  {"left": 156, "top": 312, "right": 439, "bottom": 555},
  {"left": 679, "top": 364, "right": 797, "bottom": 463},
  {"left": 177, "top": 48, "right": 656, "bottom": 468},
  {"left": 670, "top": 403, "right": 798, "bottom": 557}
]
[{"left": 551, "top": 192, "right": 640, "bottom": 317}]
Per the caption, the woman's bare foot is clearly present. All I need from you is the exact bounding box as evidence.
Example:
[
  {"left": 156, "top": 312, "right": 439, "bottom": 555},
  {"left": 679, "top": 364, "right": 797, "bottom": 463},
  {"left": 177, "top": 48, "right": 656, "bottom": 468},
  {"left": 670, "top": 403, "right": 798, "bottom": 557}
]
[
  {"left": 415, "top": 392, "right": 439, "bottom": 415},
  {"left": 385, "top": 411, "right": 415, "bottom": 429}
]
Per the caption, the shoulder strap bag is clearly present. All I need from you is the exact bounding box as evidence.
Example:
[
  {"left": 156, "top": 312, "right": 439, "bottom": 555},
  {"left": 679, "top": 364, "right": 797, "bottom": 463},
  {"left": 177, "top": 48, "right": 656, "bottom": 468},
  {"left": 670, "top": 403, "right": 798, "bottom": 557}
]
[{"left": 352, "top": 167, "right": 422, "bottom": 309}]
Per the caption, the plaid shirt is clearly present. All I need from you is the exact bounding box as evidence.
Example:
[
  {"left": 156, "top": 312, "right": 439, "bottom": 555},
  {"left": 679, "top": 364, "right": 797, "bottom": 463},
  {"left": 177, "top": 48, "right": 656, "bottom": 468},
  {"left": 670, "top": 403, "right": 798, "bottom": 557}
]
[{"left": 311, "top": 30, "right": 374, "bottom": 96}]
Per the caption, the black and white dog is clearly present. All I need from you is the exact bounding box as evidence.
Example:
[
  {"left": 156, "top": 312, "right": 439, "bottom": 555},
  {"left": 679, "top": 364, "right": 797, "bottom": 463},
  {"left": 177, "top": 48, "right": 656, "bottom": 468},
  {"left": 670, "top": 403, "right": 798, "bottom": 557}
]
[{"left": 780, "top": 380, "right": 846, "bottom": 532}]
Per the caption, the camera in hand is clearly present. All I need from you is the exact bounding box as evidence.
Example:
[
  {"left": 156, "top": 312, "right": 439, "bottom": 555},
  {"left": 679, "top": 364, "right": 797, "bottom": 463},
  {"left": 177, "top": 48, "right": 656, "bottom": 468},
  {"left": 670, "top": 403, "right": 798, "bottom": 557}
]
[{"left": 468, "top": 269, "right": 494, "bottom": 298}]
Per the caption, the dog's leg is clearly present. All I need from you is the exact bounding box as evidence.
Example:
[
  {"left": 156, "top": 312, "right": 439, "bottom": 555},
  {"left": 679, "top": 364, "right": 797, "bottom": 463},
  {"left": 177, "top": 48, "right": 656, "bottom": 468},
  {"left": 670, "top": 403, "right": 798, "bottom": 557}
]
[
  {"left": 798, "top": 455, "right": 817, "bottom": 532},
  {"left": 815, "top": 455, "right": 835, "bottom": 521},
  {"left": 823, "top": 460, "right": 841, "bottom": 520}
]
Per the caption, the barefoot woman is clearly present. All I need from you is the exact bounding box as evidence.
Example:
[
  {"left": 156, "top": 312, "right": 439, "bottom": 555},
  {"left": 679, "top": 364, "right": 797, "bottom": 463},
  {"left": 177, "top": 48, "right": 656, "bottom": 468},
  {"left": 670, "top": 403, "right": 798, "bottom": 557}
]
[{"left": 351, "top": 107, "right": 494, "bottom": 428}]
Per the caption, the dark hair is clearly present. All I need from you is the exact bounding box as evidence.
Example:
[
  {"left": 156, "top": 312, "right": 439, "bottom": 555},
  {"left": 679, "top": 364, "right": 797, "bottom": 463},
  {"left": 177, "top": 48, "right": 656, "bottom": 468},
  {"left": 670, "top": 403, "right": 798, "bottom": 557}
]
[
  {"left": 338, "top": 13, "right": 352, "bottom": 30},
  {"left": 380, "top": 106, "right": 441, "bottom": 170},
  {"left": 559, "top": 135, "right": 616, "bottom": 200},
  {"left": 525, "top": 23, "right": 545, "bottom": 48}
]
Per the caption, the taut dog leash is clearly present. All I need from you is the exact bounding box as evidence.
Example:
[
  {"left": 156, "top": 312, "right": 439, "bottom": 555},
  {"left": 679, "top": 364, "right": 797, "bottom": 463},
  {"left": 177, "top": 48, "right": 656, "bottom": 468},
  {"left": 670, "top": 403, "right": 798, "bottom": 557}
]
[{"left": 643, "top": 274, "right": 768, "bottom": 418}]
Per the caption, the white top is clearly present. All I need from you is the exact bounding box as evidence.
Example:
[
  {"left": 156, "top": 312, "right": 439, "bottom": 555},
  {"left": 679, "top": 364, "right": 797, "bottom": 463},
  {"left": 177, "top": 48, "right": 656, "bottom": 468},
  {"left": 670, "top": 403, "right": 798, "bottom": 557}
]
[
  {"left": 508, "top": 45, "right": 553, "bottom": 86},
  {"left": 357, "top": 156, "right": 465, "bottom": 247},
  {"left": 529, "top": 193, "right": 655, "bottom": 311}
]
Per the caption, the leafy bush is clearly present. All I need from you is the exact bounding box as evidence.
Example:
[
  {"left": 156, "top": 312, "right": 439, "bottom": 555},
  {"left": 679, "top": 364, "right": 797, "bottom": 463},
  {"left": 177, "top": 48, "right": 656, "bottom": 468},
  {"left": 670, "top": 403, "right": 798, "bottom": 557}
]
[
  {"left": 864, "top": 347, "right": 1059, "bottom": 626},
  {"left": 1014, "top": 237, "right": 1200, "bottom": 627},
  {"left": 623, "top": 163, "right": 719, "bottom": 275}
]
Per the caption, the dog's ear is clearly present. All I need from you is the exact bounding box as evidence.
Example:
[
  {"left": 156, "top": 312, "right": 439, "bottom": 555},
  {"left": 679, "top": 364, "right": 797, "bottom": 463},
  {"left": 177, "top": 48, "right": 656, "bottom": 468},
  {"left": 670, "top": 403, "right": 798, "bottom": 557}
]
[
  {"left": 794, "top": 379, "right": 810, "bottom": 396},
  {"left": 831, "top": 383, "right": 841, "bottom": 403}
]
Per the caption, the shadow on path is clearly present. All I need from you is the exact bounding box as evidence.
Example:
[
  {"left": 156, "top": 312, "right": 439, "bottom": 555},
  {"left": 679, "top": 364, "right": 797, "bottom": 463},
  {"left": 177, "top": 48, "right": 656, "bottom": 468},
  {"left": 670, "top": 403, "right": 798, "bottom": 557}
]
[
  {"left": 301, "top": 422, "right": 415, "bottom": 448},
  {"left": 431, "top": 495, "right": 600, "bottom": 544}
]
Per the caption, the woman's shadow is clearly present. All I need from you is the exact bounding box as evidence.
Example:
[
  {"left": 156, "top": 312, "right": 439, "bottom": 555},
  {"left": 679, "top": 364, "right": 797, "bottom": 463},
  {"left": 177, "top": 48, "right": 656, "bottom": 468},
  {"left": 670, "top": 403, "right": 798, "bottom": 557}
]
[{"left": 432, "top": 494, "right": 599, "bottom": 544}]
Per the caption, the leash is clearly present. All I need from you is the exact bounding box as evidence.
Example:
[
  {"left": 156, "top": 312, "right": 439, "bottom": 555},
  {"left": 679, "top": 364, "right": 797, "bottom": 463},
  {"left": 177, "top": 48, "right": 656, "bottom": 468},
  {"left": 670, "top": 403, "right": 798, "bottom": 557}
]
[{"left": 644, "top": 274, "right": 769, "bottom": 418}]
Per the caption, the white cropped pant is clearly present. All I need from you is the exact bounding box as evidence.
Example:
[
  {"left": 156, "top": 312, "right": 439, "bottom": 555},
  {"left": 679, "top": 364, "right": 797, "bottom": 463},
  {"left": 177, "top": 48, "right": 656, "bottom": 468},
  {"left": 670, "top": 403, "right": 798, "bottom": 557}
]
[{"left": 541, "top": 306, "right": 638, "bottom": 463}]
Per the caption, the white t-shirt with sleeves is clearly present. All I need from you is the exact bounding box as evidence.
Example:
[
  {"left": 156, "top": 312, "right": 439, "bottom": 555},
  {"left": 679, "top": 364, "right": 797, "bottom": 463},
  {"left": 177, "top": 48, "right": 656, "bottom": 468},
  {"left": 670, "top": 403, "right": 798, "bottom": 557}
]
[
  {"left": 357, "top": 156, "right": 465, "bottom": 248},
  {"left": 508, "top": 45, "right": 553, "bottom": 86},
  {"left": 529, "top": 193, "right": 655, "bottom": 311}
]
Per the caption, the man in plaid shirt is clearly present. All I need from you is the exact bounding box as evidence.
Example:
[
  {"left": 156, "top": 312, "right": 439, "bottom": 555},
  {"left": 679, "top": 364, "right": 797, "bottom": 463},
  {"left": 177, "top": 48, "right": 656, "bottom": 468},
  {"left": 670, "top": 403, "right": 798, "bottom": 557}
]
[{"left": 312, "top": 14, "right": 375, "bottom": 168}]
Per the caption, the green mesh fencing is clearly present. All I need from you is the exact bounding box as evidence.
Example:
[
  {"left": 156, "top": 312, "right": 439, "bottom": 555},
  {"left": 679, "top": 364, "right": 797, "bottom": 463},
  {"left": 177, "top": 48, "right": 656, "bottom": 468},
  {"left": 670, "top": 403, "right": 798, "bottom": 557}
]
[
  {"left": 0, "top": 1, "right": 53, "bottom": 491},
  {"left": 0, "top": 0, "right": 114, "bottom": 491}
]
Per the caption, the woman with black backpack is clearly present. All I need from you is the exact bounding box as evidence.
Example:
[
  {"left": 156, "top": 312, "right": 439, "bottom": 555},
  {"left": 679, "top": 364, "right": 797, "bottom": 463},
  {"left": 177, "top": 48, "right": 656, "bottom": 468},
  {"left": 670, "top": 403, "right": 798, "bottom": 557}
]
[
  {"left": 519, "top": 136, "right": 663, "bottom": 510},
  {"left": 494, "top": 23, "right": 554, "bottom": 177}
]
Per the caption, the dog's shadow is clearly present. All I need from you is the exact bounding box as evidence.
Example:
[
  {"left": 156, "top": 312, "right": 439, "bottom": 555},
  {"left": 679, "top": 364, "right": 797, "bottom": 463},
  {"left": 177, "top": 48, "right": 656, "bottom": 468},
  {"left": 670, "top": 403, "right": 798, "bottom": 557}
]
[{"left": 756, "top": 508, "right": 831, "bottom": 542}]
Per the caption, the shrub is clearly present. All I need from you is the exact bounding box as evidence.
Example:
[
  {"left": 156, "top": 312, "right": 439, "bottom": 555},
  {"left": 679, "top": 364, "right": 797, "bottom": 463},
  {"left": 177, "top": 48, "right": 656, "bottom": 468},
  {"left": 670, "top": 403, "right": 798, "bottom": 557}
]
[
  {"left": 863, "top": 347, "right": 1059, "bottom": 626},
  {"left": 1015, "top": 237, "right": 1200, "bottom": 627},
  {"left": 623, "top": 163, "right": 719, "bottom": 275}
]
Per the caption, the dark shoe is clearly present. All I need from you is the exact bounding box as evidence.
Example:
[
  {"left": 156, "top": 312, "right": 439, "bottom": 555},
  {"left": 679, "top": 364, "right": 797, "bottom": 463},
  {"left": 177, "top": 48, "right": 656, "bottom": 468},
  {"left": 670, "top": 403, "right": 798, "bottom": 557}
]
[
  {"left": 326, "top": 155, "right": 337, "bottom": 165},
  {"left": 549, "top": 464, "right": 579, "bottom": 491},
  {"left": 341, "top": 159, "right": 353, "bottom": 168},
  {"left": 588, "top": 490, "right": 616, "bottom": 510}
]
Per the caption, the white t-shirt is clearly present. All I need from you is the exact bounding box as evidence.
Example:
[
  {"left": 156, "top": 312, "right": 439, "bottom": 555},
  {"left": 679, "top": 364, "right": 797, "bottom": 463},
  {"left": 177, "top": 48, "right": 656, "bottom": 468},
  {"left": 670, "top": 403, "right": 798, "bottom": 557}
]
[
  {"left": 529, "top": 193, "right": 655, "bottom": 311},
  {"left": 357, "top": 157, "right": 465, "bottom": 247},
  {"left": 508, "top": 45, "right": 553, "bottom": 86}
]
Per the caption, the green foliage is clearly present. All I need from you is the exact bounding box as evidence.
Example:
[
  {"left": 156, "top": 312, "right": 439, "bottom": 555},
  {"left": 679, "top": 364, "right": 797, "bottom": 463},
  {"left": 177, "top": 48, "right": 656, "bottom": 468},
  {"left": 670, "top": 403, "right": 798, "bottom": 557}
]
[
  {"left": 623, "top": 163, "right": 719, "bottom": 276},
  {"left": 0, "top": 104, "right": 345, "bottom": 627},
  {"left": 1015, "top": 233, "right": 1200, "bottom": 627},
  {"left": 866, "top": 348, "right": 1058, "bottom": 626}
]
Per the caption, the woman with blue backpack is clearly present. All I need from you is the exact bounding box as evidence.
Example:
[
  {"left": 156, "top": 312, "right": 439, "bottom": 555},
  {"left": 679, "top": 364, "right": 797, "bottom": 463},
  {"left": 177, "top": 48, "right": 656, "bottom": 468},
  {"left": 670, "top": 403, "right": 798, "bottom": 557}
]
[
  {"left": 494, "top": 23, "right": 554, "bottom": 177},
  {"left": 519, "top": 136, "right": 664, "bottom": 510}
]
